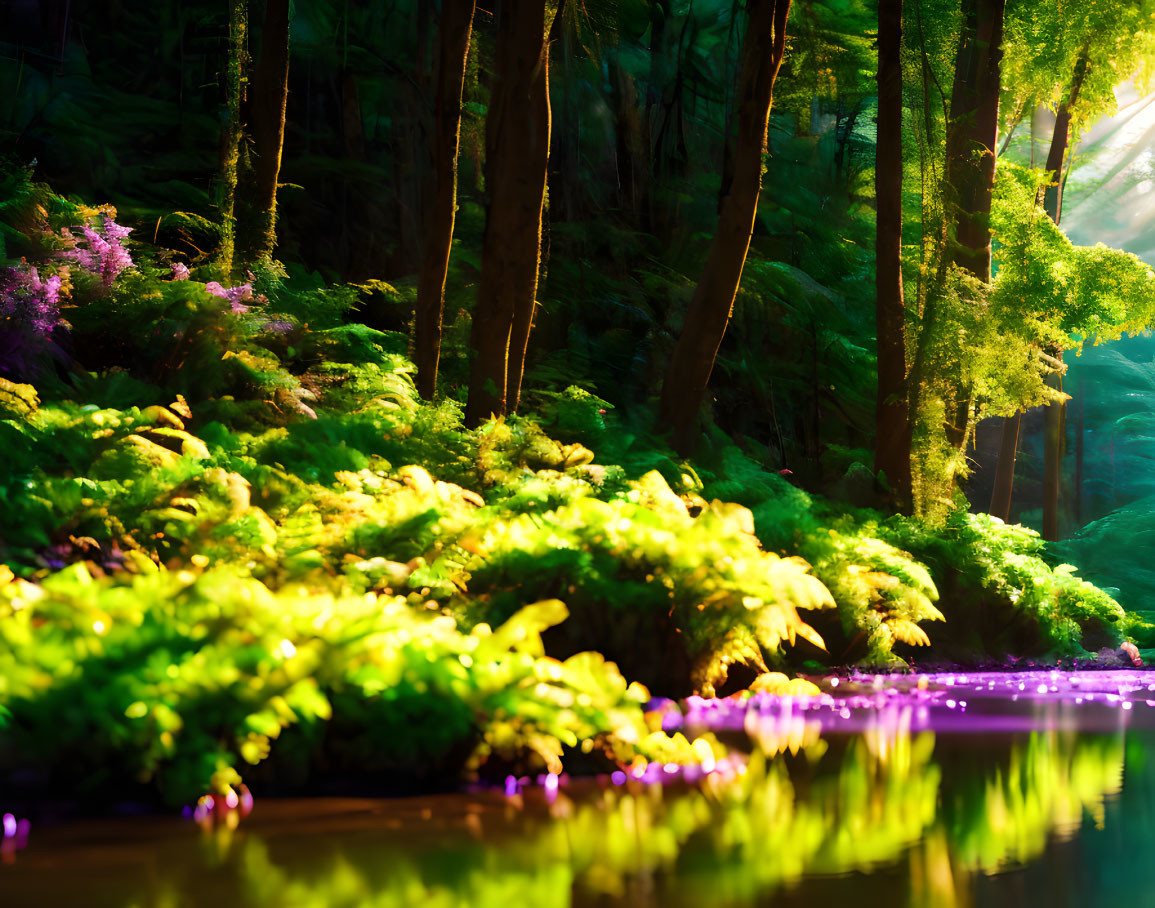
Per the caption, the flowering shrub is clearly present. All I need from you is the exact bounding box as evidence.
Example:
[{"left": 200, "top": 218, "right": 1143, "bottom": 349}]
[
  {"left": 0, "top": 266, "right": 63, "bottom": 335},
  {"left": 205, "top": 280, "right": 255, "bottom": 313},
  {"left": 61, "top": 214, "right": 133, "bottom": 287},
  {"left": 0, "top": 265, "right": 66, "bottom": 380}
]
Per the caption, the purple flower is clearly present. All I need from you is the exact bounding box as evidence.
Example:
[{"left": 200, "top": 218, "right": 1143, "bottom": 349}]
[
  {"left": 171, "top": 262, "right": 191, "bottom": 281},
  {"left": 204, "top": 281, "right": 254, "bottom": 314},
  {"left": 262, "top": 318, "right": 294, "bottom": 335},
  {"left": 1, "top": 266, "right": 64, "bottom": 336},
  {"left": 0, "top": 265, "right": 71, "bottom": 381},
  {"left": 61, "top": 215, "right": 134, "bottom": 286}
]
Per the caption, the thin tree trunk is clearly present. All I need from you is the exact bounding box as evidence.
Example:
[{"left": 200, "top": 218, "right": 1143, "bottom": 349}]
[
  {"left": 1075, "top": 376, "right": 1084, "bottom": 526},
  {"left": 612, "top": 57, "right": 647, "bottom": 223},
  {"left": 989, "top": 49, "right": 1088, "bottom": 528},
  {"left": 988, "top": 411, "right": 1019, "bottom": 520},
  {"left": 1040, "top": 47, "right": 1088, "bottom": 540},
  {"left": 464, "top": 0, "right": 562, "bottom": 428},
  {"left": 217, "top": 0, "right": 248, "bottom": 279},
  {"left": 874, "top": 0, "right": 911, "bottom": 510},
  {"left": 1043, "top": 369, "right": 1063, "bottom": 540},
  {"left": 658, "top": 0, "right": 791, "bottom": 456},
  {"left": 235, "top": 0, "right": 291, "bottom": 267},
  {"left": 415, "top": 0, "right": 476, "bottom": 401}
]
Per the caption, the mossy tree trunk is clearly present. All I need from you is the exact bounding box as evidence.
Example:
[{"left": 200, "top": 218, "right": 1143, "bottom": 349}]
[
  {"left": 217, "top": 0, "right": 248, "bottom": 279},
  {"left": 464, "top": 0, "right": 564, "bottom": 428},
  {"left": 415, "top": 0, "right": 476, "bottom": 401},
  {"left": 874, "top": 0, "right": 912, "bottom": 511},
  {"left": 909, "top": 0, "right": 1003, "bottom": 518},
  {"left": 657, "top": 0, "right": 791, "bottom": 457},
  {"left": 235, "top": 0, "right": 291, "bottom": 268}
]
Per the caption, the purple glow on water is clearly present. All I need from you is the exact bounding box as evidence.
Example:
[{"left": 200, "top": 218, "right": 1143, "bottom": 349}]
[
  {"left": 677, "top": 670, "right": 1155, "bottom": 737},
  {"left": 504, "top": 776, "right": 519, "bottom": 797},
  {"left": 2, "top": 813, "right": 15, "bottom": 838}
]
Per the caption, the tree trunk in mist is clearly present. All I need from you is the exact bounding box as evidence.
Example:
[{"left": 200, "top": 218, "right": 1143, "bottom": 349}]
[
  {"left": 464, "top": 0, "right": 561, "bottom": 428},
  {"left": 874, "top": 0, "right": 912, "bottom": 510},
  {"left": 236, "top": 0, "right": 291, "bottom": 267},
  {"left": 1040, "top": 48, "right": 1088, "bottom": 540},
  {"left": 988, "top": 412, "right": 1019, "bottom": 520},
  {"left": 415, "top": 0, "right": 476, "bottom": 401},
  {"left": 658, "top": 0, "right": 791, "bottom": 457}
]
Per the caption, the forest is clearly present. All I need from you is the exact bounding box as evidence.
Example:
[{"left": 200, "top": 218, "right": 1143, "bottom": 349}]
[{"left": 3, "top": 0, "right": 1155, "bottom": 863}]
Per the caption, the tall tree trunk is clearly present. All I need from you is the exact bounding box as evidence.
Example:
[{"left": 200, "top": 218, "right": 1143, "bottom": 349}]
[
  {"left": 1040, "top": 47, "right": 1088, "bottom": 541},
  {"left": 235, "top": 0, "right": 291, "bottom": 267},
  {"left": 944, "top": 0, "right": 1004, "bottom": 284},
  {"left": 505, "top": 5, "right": 564, "bottom": 415},
  {"left": 414, "top": 0, "right": 476, "bottom": 401},
  {"left": 874, "top": 0, "right": 912, "bottom": 510},
  {"left": 612, "top": 56, "right": 647, "bottom": 224},
  {"left": 217, "top": 0, "right": 248, "bottom": 280},
  {"left": 988, "top": 412, "right": 1019, "bottom": 520},
  {"left": 464, "top": 0, "right": 562, "bottom": 428},
  {"left": 989, "top": 49, "right": 1088, "bottom": 527},
  {"left": 658, "top": 0, "right": 791, "bottom": 457},
  {"left": 907, "top": 0, "right": 1003, "bottom": 518}
]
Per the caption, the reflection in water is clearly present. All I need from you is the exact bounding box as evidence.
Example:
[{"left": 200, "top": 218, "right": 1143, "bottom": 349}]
[{"left": 2, "top": 675, "right": 1146, "bottom": 907}]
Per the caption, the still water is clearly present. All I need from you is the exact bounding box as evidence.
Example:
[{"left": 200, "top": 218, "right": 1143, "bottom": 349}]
[{"left": 6, "top": 671, "right": 1155, "bottom": 908}]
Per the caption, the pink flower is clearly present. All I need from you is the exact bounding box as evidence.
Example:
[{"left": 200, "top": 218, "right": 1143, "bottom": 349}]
[
  {"left": 61, "top": 215, "right": 133, "bottom": 286},
  {"left": 204, "top": 281, "right": 254, "bottom": 314}
]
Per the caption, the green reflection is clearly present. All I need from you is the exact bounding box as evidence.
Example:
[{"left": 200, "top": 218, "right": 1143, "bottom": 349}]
[{"left": 8, "top": 726, "right": 1130, "bottom": 908}]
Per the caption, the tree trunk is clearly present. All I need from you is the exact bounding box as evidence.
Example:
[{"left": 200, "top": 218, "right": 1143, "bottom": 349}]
[
  {"left": 1040, "top": 48, "right": 1088, "bottom": 540},
  {"left": 612, "top": 57, "right": 647, "bottom": 223},
  {"left": 989, "top": 49, "right": 1088, "bottom": 528},
  {"left": 988, "top": 411, "right": 1019, "bottom": 520},
  {"left": 235, "top": 0, "right": 291, "bottom": 267},
  {"left": 217, "top": 0, "right": 248, "bottom": 280},
  {"left": 658, "top": 0, "right": 791, "bottom": 457},
  {"left": 944, "top": 0, "right": 1005, "bottom": 283},
  {"left": 414, "top": 0, "right": 476, "bottom": 401},
  {"left": 506, "top": 5, "right": 563, "bottom": 415},
  {"left": 464, "top": 0, "right": 561, "bottom": 428},
  {"left": 873, "top": 0, "right": 911, "bottom": 510},
  {"left": 907, "top": 0, "right": 1003, "bottom": 518}
]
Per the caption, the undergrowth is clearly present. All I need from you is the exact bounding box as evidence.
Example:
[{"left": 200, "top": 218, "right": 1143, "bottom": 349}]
[{"left": 0, "top": 167, "right": 1133, "bottom": 804}]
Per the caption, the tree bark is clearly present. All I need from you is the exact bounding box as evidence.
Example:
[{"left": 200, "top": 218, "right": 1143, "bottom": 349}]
[
  {"left": 944, "top": 0, "right": 1005, "bottom": 283},
  {"left": 464, "top": 0, "right": 562, "bottom": 428},
  {"left": 415, "top": 0, "right": 476, "bottom": 401},
  {"left": 235, "top": 0, "right": 291, "bottom": 267},
  {"left": 907, "top": 0, "right": 1004, "bottom": 518},
  {"left": 658, "top": 0, "right": 791, "bottom": 457},
  {"left": 988, "top": 411, "right": 1019, "bottom": 520},
  {"left": 216, "top": 0, "right": 248, "bottom": 280},
  {"left": 506, "top": 5, "right": 564, "bottom": 415},
  {"left": 874, "top": 0, "right": 912, "bottom": 510}
]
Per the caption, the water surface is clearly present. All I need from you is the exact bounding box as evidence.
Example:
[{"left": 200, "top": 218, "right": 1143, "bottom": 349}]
[{"left": 6, "top": 671, "right": 1155, "bottom": 908}]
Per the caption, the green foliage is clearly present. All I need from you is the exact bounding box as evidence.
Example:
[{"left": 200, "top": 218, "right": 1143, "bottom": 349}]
[
  {"left": 882, "top": 511, "right": 1128, "bottom": 658},
  {"left": 909, "top": 163, "right": 1155, "bottom": 520},
  {"left": 0, "top": 564, "right": 654, "bottom": 804}
]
